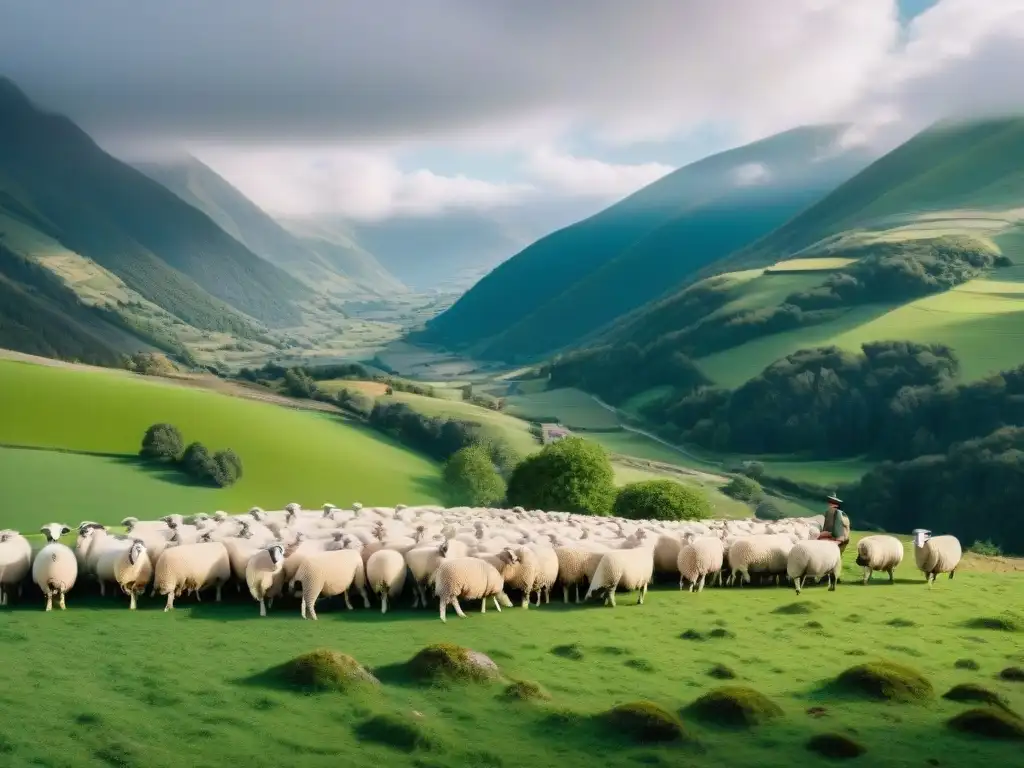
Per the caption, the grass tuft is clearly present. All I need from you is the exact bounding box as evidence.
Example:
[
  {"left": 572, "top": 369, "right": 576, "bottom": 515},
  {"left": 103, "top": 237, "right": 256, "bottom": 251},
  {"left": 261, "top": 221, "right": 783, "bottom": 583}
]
[
  {"left": 708, "top": 664, "right": 737, "bottom": 680},
  {"left": 774, "top": 602, "right": 815, "bottom": 615},
  {"left": 943, "top": 684, "right": 1011, "bottom": 710},
  {"left": 625, "top": 658, "right": 655, "bottom": 673},
  {"left": 806, "top": 732, "right": 867, "bottom": 759},
  {"left": 946, "top": 708, "right": 1024, "bottom": 740},
  {"left": 551, "top": 643, "right": 585, "bottom": 660},
  {"left": 999, "top": 667, "right": 1024, "bottom": 682},
  {"left": 964, "top": 616, "right": 1021, "bottom": 632},
  {"left": 502, "top": 680, "right": 551, "bottom": 702},
  {"left": 708, "top": 627, "right": 736, "bottom": 639},
  {"left": 685, "top": 686, "right": 783, "bottom": 728},
  {"left": 955, "top": 658, "right": 981, "bottom": 670},
  {"left": 680, "top": 629, "right": 705, "bottom": 641},
  {"left": 405, "top": 643, "right": 501, "bottom": 685},
  {"left": 887, "top": 618, "right": 916, "bottom": 628},
  {"left": 600, "top": 701, "right": 691, "bottom": 744},
  {"left": 248, "top": 649, "right": 379, "bottom": 693},
  {"left": 354, "top": 713, "right": 438, "bottom": 752},
  {"left": 832, "top": 661, "right": 934, "bottom": 703}
]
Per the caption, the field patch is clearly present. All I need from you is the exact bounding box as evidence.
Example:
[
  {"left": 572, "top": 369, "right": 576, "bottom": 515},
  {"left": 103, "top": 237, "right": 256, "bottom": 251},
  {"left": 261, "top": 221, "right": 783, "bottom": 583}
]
[
  {"left": 316, "top": 379, "right": 390, "bottom": 397},
  {"left": 505, "top": 388, "right": 621, "bottom": 430},
  {"left": 765, "top": 257, "right": 856, "bottom": 272}
]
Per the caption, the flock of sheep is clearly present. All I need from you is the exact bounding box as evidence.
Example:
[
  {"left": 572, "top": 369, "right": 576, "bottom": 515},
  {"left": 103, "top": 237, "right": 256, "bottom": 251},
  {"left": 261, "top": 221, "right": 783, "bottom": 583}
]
[{"left": 0, "top": 503, "right": 964, "bottom": 620}]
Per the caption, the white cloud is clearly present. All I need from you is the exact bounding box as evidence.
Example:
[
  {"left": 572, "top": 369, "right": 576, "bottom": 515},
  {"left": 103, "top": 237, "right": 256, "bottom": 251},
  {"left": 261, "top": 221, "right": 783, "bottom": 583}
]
[
  {"left": 524, "top": 147, "right": 674, "bottom": 198},
  {"left": 731, "top": 163, "right": 772, "bottom": 187}
]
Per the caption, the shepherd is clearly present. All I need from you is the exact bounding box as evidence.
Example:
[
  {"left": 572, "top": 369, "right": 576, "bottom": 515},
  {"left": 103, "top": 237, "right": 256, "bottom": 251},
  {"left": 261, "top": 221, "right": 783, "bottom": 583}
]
[{"left": 819, "top": 492, "right": 850, "bottom": 556}]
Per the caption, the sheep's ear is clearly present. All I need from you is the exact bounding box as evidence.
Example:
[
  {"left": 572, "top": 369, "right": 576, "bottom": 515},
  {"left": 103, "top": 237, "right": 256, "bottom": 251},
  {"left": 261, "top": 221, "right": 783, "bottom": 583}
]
[
  {"left": 60, "top": 526, "right": 71, "bottom": 535},
  {"left": 39, "top": 526, "right": 49, "bottom": 536}
]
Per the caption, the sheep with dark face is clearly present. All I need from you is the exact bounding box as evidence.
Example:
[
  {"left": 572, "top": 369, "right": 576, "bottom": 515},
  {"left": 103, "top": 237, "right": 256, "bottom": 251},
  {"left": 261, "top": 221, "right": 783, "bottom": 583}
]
[
  {"left": 32, "top": 524, "right": 78, "bottom": 611},
  {"left": 245, "top": 544, "right": 286, "bottom": 617}
]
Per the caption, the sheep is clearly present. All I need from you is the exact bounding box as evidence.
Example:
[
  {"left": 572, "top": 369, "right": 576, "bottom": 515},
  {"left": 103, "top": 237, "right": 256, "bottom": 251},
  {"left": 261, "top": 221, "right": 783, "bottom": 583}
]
[
  {"left": 479, "top": 546, "right": 541, "bottom": 609},
  {"left": 786, "top": 540, "right": 842, "bottom": 595},
  {"left": 365, "top": 549, "right": 407, "bottom": 614},
  {"left": 727, "top": 534, "right": 793, "bottom": 586},
  {"left": 152, "top": 541, "right": 231, "bottom": 611},
  {"left": 292, "top": 549, "right": 370, "bottom": 620},
  {"left": 584, "top": 533, "right": 655, "bottom": 607},
  {"left": 0, "top": 530, "right": 32, "bottom": 606},
  {"left": 528, "top": 545, "right": 559, "bottom": 605},
  {"left": 245, "top": 544, "right": 285, "bottom": 617},
  {"left": 912, "top": 529, "right": 962, "bottom": 587},
  {"left": 677, "top": 536, "right": 725, "bottom": 592},
  {"left": 404, "top": 539, "right": 468, "bottom": 608},
  {"left": 95, "top": 539, "right": 153, "bottom": 610},
  {"left": 432, "top": 557, "right": 514, "bottom": 622},
  {"left": 855, "top": 535, "right": 905, "bottom": 584},
  {"left": 32, "top": 524, "right": 78, "bottom": 611},
  {"left": 554, "top": 543, "right": 608, "bottom": 603}
]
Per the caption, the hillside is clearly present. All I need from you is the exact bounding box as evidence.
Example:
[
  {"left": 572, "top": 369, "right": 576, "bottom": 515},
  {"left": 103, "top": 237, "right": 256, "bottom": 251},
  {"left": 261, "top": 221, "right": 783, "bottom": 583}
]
[
  {"left": 137, "top": 156, "right": 406, "bottom": 297},
  {"left": 417, "top": 125, "right": 875, "bottom": 361},
  {"left": 0, "top": 77, "right": 307, "bottom": 344}
]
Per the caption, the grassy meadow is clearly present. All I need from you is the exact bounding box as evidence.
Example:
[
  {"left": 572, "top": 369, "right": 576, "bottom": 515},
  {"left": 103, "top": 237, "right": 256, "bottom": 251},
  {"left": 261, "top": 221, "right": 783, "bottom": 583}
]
[
  {"left": 0, "top": 360, "right": 443, "bottom": 530},
  {"left": 504, "top": 388, "right": 621, "bottom": 430},
  {"left": 0, "top": 538, "right": 1021, "bottom": 768}
]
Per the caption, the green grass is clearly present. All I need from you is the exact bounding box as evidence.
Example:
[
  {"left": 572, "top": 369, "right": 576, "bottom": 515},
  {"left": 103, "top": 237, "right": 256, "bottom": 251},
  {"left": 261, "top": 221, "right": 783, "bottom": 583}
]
[
  {"left": 0, "top": 360, "right": 443, "bottom": 530},
  {"left": 764, "top": 257, "right": 856, "bottom": 272},
  {"left": 505, "top": 388, "right": 621, "bottom": 430},
  {"left": 0, "top": 543, "right": 1021, "bottom": 767}
]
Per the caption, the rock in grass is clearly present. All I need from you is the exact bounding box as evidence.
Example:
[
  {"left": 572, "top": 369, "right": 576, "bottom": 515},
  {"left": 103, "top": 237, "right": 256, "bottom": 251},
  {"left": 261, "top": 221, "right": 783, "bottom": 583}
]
[
  {"left": 833, "top": 661, "right": 933, "bottom": 703},
  {"left": 258, "top": 649, "right": 379, "bottom": 693},
  {"left": 685, "top": 686, "right": 783, "bottom": 728},
  {"left": 1000, "top": 667, "right": 1024, "bottom": 682},
  {"left": 947, "top": 708, "right": 1024, "bottom": 740},
  {"left": 600, "top": 701, "right": 691, "bottom": 744},
  {"left": 806, "top": 732, "right": 867, "bottom": 759},
  {"left": 406, "top": 643, "right": 500, "bottom": 684},
  {"left": 354, "top": 713, "right": 437, "bottom": 752},
  {"left": 943, "top": 684, "right": 1011, "bottom": 710},
  {"left": 503, "top": 680, "right": 551, "bottom": 702}
]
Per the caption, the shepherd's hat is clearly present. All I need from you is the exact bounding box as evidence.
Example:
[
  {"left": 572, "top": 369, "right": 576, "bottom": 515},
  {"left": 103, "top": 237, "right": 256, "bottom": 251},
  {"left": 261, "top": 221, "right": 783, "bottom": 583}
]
[{"left": 826, "top": 492, "right": 842, "bottom": 506}]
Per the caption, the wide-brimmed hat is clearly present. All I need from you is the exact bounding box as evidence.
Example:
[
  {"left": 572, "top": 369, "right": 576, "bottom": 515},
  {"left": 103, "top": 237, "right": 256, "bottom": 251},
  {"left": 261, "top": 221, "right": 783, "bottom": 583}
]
[{"left": 826, "top": 493, "right": 842, "bottom": 506}]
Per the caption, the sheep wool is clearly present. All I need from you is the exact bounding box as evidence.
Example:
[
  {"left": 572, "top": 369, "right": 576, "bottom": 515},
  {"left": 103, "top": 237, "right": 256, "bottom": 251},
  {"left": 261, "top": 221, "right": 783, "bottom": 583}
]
[
  {"left": 855, "top": 535, "right": 905, "bottom": 584},
  {"left": 404, "top": 539, "right": 468, "bottom": 609},
  {"left": 912, "top": 530, "right": 962, "bottom": 587},
  {"left": 96, "top": 540, "right": 153, "bottom": 610},
  {"left": 245, "top": 544, "right": 285, "bottom": 617},
  {"left": 365, "top": 549, "right": 408, "bottom": 614},
  {"left": 293, "top": 549, "right": 370, "bottom": 620},
  {"left": 480, "top": 546, "right": 541, "bottom": 609},
  {"left": 677, "top": 537, "right": 725, "bottom": 592},
  {"left": 727, "top": 534, "right": 794, "bottom": 586},
  {"left": 152, "top": 541, "right": 231, "bottom": 611},
  {"left": 432, "top": 557, "right": 513, "bottom": 622},
  {"left": 32, "top": 524, "right": 78, "bottom": 611},
  {"left": 786, "top": 540, "right": 842, "bottom": 595},
  {"left": 584, "top": 537, "right": 655, "bottom": 607},
  {"left": 0, "top": 530, "right": 32, "bottom": 606},
  {"left": 527, "top": 545, "right": 559, "bottom": 606},
  {"left": 554, "top": 544, "right": 608, "bottom": 604}
]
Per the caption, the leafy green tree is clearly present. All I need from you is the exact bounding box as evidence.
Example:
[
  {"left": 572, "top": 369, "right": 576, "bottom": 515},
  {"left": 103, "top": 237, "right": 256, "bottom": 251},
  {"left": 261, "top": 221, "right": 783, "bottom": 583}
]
[
  {"left": 506, "top": 437, "right": 616, "bottom": 515},
  {"left": 283, "top": 368, "right": 317, "bottom": 399},
  {"left": 181, "top": 441, "right": 216, "bottom": 483},
  {"left": 613, "top": 479, "right": 711, "bottom": 521},
  {"left": 754, "top": 499, "right": 784, "bottom": 520},
  {"left": 139, "top": 423, "right": 184, "bottom": 462},
  {"left": 723, "top": 475, "right": 764, "bottom": 504},
  {"left": 443, "top": 445, "right": 506, "bottom": 506},
  {"left": 211, "top": 449, "right": 244, "bottom": 488}
]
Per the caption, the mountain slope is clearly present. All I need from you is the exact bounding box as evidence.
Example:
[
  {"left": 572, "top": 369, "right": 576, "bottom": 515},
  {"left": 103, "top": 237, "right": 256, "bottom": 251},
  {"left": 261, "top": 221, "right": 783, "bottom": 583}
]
[
  {"left": 136, "top": 157, "right": 405, "bottom": 296},
  {"left": 0, "top": 77, "right": 307, "bottom": 330},
  {"left": 417, "top": 125, "right": 874, "bottom": 360}
]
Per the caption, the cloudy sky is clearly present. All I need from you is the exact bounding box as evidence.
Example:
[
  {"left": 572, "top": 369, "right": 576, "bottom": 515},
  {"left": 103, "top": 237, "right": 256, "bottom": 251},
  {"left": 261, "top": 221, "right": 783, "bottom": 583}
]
[{"left": 2, "top": 0, "right": 1023, "bottom": 224}]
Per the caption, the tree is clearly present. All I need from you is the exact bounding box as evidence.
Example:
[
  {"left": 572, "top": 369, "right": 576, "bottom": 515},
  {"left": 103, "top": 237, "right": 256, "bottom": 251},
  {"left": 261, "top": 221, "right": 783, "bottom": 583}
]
[
  {"left": 505, "top": 437, "right": 616, "bottom": 515},
  {"left": 754, "top": 499, "right": 784, "bottom": 520},
  {"left": 181, "top": 441, "right": 217, "bottom": 483},
  {"left": 613, "top": 480, "right": 711, "bottom": 521},
  {"left": 722, "top": 475, "right": 764, "bottom": 504},
  {"left": 139, "top": 423, "right": 184, "bottom": 462},
  {"left": 443, "top": 445, "right": 506, "bottom": 506},
  {"left": 211, "top": 449, "right": 243, "bottom": 488},
  {"left": 283, "top": 368, "right": 317, "bottom": 399}
]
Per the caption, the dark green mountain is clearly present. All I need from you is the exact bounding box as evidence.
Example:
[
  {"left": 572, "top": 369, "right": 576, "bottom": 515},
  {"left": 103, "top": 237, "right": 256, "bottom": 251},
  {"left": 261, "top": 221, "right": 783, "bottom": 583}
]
[
  {"left": 136, "top": 156, "right": 406, "bottom": 296},
  {"left": 0, "top": 77, "right": 307, "bottom": 333},
  {"left": 416, "top": 125, "right": 874, "bottom": 361}
]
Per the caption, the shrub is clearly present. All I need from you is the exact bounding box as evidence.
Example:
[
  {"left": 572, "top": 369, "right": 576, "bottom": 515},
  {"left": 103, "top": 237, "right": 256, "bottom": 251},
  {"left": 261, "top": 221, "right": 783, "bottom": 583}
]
[
  {"left": 600, "top": 701, "right": 690, "bottom": 744},
  {"left": 506, "top": 437, "right": 616, "bottom": 515},
  {"left": 283, "top": 367, "right": 317, "bottom": 399},
  {"left": 806, "top": 733, "right": 867, "bottom": 759},
  {"left": 722, "top": 476, "right": 763, "bottom": 504},
  {"left": 139, "top": 423, "right": 184, "bottom": 461},
  {"left": 946, "top": 707, "right": 1024, "bottom": 740},
  {"left": 970, "top": 540, "right": 1003, "bottom": 557},
  {"left": 613, "top": 479, "right": 712, "bottom": 521},
  {"left": 443, "top": 445, "right": 506, "bottom": 506},
  {"left": 832, "top": 661, "right": 934, "bottom": 703},
  {"left": 180, "top": 441, "right": 217, "bottom": 482},
  {"left": 210, "top": 449, "right": 243, "bottom": 488},
  {"left": 739, "top": 460, "right": 765, "bottom": 479},
  {"left": 685, "top": 686, "right": 783, "bottom": 727},
  {"left": 754, "top": 499, "right": 783, "bottom": 520}
]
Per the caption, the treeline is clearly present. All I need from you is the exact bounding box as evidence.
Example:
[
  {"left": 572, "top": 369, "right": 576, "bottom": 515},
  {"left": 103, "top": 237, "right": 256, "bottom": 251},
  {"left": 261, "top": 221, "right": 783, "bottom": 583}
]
[
  {"left": 139, "top": 423, "right": 243, "bottom": 488},
  {"left": 843, "top": 427, "right": 1024, "bottom": 555},
  {"left": 236, "top": 362, "right": 436, "bottom": 400}
]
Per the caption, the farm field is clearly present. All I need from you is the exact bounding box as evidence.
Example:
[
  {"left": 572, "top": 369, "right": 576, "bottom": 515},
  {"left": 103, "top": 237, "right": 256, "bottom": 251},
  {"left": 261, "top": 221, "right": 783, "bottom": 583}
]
[
  {"left": 316, "top": 379, "right": 391, "bottom": 397},
  {"left": 0, "top": 540, "right": 1021, "bottom": 768},
  {"left": 504, "top": 388, "right": 622, "bottom": 430},
  {"left": 0, "top": 361, "right": 444, "bottom": 529},
  {"left": 697, "top": 278, "right": 1024, "bottom": 388}
]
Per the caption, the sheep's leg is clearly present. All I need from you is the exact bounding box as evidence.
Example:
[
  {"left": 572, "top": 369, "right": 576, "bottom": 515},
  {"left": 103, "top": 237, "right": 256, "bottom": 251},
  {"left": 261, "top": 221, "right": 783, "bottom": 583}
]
[
  {"left": 267, "top": 597, "right": 274, "bottom": 611},
  {"left": 480, "top": 598, "right": 487, "bottom": 614},
  {"left": 44, "top": 592, "right": 53, "bottom": 612},
  {"left": 359, "top": 587, "right": 371, "bottom": 608},
  {"left": 129, "top": 590, "right": 138, "bottom": 611},
  {"left": 452, "top": 597, "right": 467, "bottom": 618},
  {"left": 887, "top": 568, "right": 895, "bottom": 584},
  {"left": 0, "top": 587, "right": 5, "bottom": 607},
  {"left": 562, "top": 583, "right": 570, "bottom": 603},
  {"left": 194, "top": 588, "right": 202, "bottom": 603},
  {"left": 342, "top": 590, "right": 354, "bottom": 610},
  {"left": 679, "top": 575, "right": 685, "bottom": 591},
  {"left": 300, "top": 599, "right": 307, "bottom": 619},
  {"left": 793, "top": 576, "right": 803, "bottom": 595},
  {"left": 574, "top": 583, "right": 582, "bottom": 604},
  {"left": 544, "top": 585, "right": 550, "bottom": 604},
  {"left": 949, "top": 570, "right": 955, "bottom": 580},
  {"left": 308, "top": 602, "right": 318, "bottom": 621},
  {"left": 99, "top": 581, "right": 106, "bottom": 597},
  {"left": 381, "top": 594, "right": 388, "bottom": 615},
  {"left": 164, "top": 591, "right": 175, "bottom": 612},
  {"left": 828, "top": 572, "right": 837, "bottom": 592},
  {"left": 259, "top": 597, "right": 267, "bottom": 617},
  {"left": 698, "top": 574, "right": 707, "bottom": 593},
  {"left": 439, "top": 600, "right": 447, "bottom": 623},
  {"left": 215, "top": 583, "right": 223, "bottom": 603},
  {"left": 492, "top": 596, "right": 502, "bottom": 612},
  {"left": 637, "top": 582, "right": 647, "bottom": 605},
  {"left": 862, "top": 567, "right": 871, "bottom": 585}
]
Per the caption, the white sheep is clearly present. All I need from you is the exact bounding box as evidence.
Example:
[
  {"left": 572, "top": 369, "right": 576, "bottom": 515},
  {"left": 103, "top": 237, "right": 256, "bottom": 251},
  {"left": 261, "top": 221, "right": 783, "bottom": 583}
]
[
  {"left": 912, "top": 529, "right": 962, "bottom": 587},
  {"left": 432, "top": 556, "right": 513, "bottom": 622},
  {"left": 32, "top": 524, "right": 78, "bottom": 611},
  {"left": 0, "top": 530, "right": 32, "bottom": 606},
  {"left": 554, "top": 543, "right": 608, "bottom": 603},
  {"left": 528, "top": 545, "right": 559, "bottom": 605},
  {"left": 365, "top": 549, "right": 408, "bottom": 614},
  {"left": 292, "top": 549, "right": 370, "bottom": 620},
  {"left": 245, "top": 544, "right": 285, "bottom": 617},
  {"left": 479, "top": 546, "right": 541, "bottom": 609},
  {"left": 677, "top": 536, "right": 725, "bottom": 592},
  {"left": 584, "top": 533, "right": 655, "bottom": 607},
  {"left": 786, "top": 539, "right": 842, "bottom": 595},
  {"left": 727, "top": 534, "right": 793, "bottom": 586},
  {"left": 152, "top": 541, "right": 231, "bottom": 611},
  {"left": 404, "top": 539, "right": 468, "bottom": 608},
  {"left": 95, "top": 539, "right": 153, "bottom": 610},
  {"left": 854, "top": 535, "right": 905, "bottom": 584}
]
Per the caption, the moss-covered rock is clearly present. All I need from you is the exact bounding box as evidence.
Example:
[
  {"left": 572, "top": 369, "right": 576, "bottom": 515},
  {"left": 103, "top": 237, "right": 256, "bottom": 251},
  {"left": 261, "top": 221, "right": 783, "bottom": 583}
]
[
  {"left": 600, "top": 701, "right": 690, "bottom": 744},
  {"left": 942, "top": 684, "right": 1010, "bottom": 710},
  {"left": 406, "top": 643, "right": 500, "bottom": 684},
  {"left": 685, "top": 686, "right": 783, "bottom": 728},
  {"left": 832, "top": 661, "right": 933, "bottom": 703},
  {"left": 806, "top": 732, "right": 867, "bottom": 759},
  {"left": 551, "top": 644, "right": 585, "bottom": 660},
  {"left": 255, "top": 649, "right": 379, "bottom": 693},
  {"left": 954, "top": 658, "right": 980, "bottom": 670},
  {"left": 947, "top": 708, "right": 1024, "bottom": 740},
  {"left": 1000, "top": 666, "right": 1024, "bottom": 682},
  {"left": 503, "top": 680, "right": 551, "bottom": 702}
]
